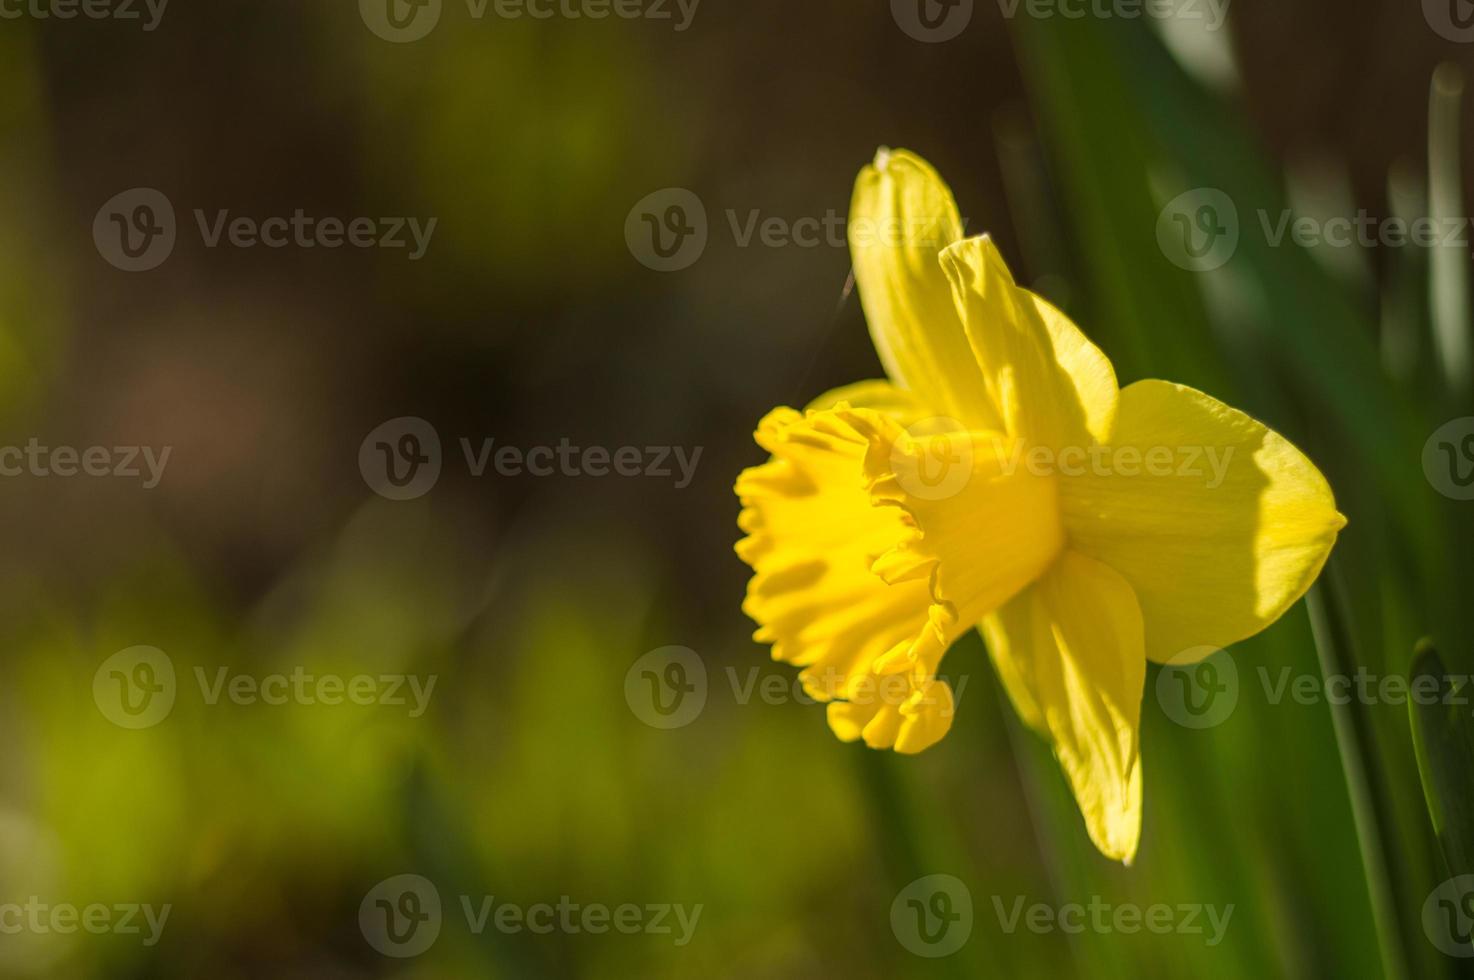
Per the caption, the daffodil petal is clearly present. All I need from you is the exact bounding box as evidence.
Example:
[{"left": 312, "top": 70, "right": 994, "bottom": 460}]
[
  {"left": 735, "top": 407, "right": 933, "bottom": 702},
  {"left": 1060, "top": 380, "right": 1346, "bottom": 664},
  {"left": 1028, "top": 550, "right": 1146, "bottom": 864},
  {"left": 980, "top": 590, "right": 1046, "bottom": 734},
  {"left": 840, "top": 410, "right": 1066, "bottom": 680},
  {"left": 804, "top": 379, "right": 927, "bottom": 421},
  {"left": 827, "top": 699, "right": 902, "bottom": 748},
  {"left": 895, "top": 678, "right": 957, "bottom": 754},
  {"left": 939, "top": 235, "right": 1118, "bottom": 449},
  {"left": 849, "top": 149, "right": 1001, "bottom": 429},
  {"left": 1031, "top": 291, "right": 1119, "bottom": 445},
  {"left": 826, "top": 677, "right": 955, "bottom": 755}
]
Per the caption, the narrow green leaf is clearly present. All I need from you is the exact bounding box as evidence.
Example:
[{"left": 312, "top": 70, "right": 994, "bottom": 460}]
[
  {"left": 1409, "top": 640, "right": 1474, "bottom": 878},
  {"left": 1428, "top": 66, "right": 1471, "bottom": 404},
  {"left": 1307, "top": 578, "right": 1413, "bottom": 980}
]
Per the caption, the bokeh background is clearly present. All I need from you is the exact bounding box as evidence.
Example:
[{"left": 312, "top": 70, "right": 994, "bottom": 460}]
[{"left": 1, "top": 0, "right": 1473, "bottom": 975}]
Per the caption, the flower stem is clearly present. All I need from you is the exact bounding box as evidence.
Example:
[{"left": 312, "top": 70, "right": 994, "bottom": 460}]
[{"left": 1305, "top": 567, "right": 1410, "bottom": 980}]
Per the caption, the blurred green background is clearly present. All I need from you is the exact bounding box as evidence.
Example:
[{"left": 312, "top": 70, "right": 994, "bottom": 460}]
[{"left": 0, "top": 0, "right": 1473, "bottom": 976}]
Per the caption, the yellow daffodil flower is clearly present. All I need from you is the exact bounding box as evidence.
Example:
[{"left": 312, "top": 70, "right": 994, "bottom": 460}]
[{"left": 733, "top": 148, "right": 1346, "bottom": 863}]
